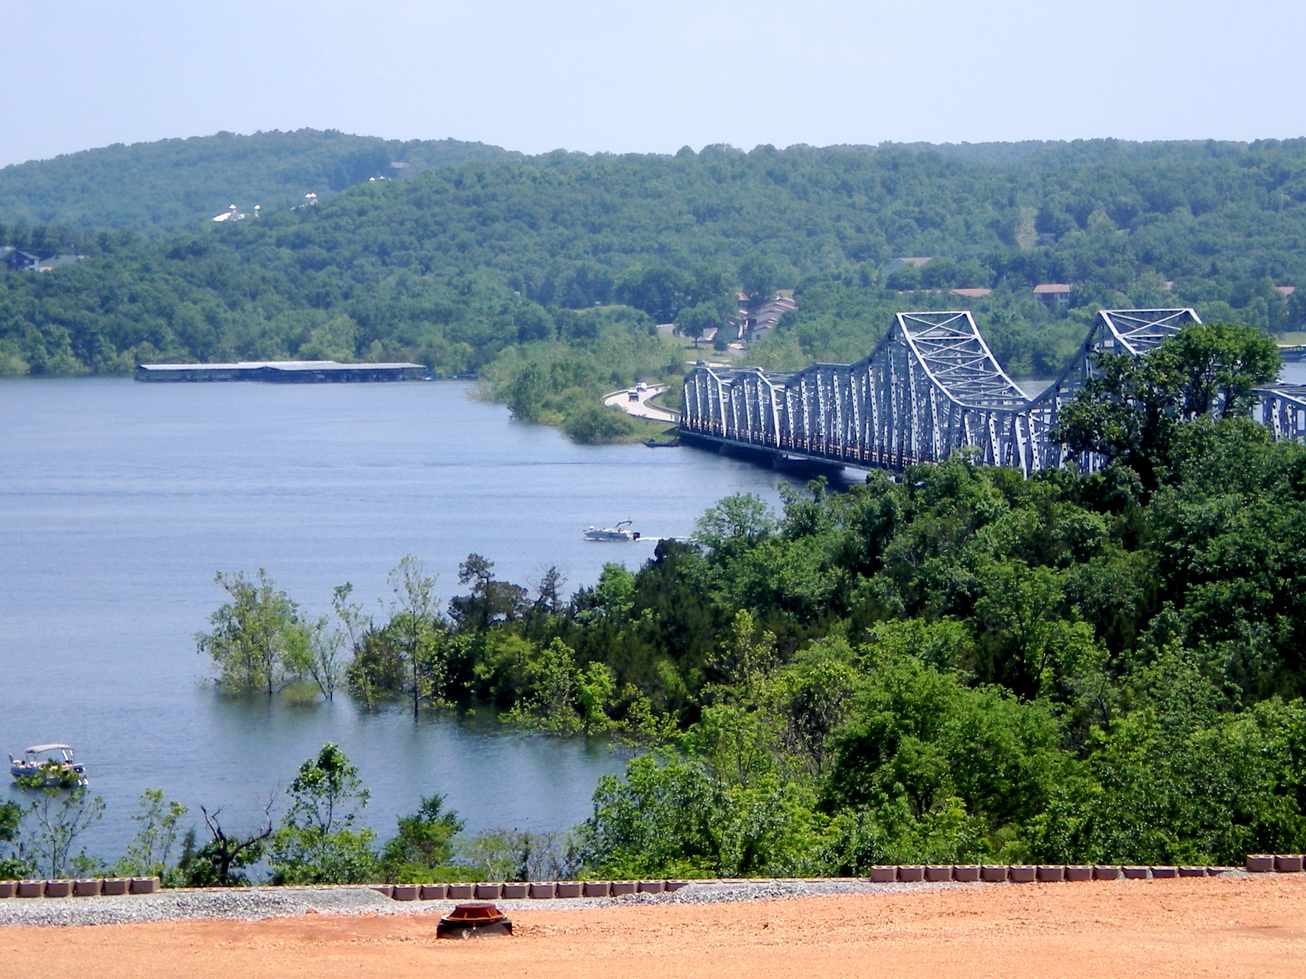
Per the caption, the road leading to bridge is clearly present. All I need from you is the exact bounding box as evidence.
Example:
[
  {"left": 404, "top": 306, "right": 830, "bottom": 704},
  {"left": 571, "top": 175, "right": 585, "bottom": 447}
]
[{"left": 604, "top": 384, "right": 680, "bottom": 424}]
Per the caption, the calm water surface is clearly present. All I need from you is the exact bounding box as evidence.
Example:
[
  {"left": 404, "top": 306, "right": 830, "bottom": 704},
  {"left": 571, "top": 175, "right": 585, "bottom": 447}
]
[{"left": 0, "top": 378, "right": 794, "bottom": 855}]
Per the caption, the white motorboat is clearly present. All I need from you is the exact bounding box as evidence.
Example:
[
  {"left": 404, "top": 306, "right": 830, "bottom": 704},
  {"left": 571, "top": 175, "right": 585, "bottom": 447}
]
[
  {"left": 584, "top": 519, "right": 641, "bottom": 542},
  {"left": 8, "top": 744, "right": 87, "bottom": 787}
]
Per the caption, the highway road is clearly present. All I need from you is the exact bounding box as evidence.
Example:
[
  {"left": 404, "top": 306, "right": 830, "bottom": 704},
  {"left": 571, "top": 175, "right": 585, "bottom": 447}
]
[{"left": 603, "top": 384, "right": 679, "bottom": 424}]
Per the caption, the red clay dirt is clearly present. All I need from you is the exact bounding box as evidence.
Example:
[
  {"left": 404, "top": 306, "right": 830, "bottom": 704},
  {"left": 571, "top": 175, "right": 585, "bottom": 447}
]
[{"left": 2, "top": 875, "right": 1305, "bottom": 978}]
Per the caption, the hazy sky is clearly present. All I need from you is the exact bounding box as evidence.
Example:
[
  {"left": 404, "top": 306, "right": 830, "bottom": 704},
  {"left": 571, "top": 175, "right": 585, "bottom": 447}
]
[{"left": 2, "top": 0, "right": 1304, "bottom": 167}]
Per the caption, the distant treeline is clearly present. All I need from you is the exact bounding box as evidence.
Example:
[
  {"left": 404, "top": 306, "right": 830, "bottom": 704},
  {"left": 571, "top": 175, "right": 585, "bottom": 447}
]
[{"left": 4, "top": 137, "right": 1306, "bottom": 418}]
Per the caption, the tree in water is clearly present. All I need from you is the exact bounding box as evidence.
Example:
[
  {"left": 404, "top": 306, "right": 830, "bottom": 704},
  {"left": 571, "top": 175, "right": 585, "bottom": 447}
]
[
  {"left": 197, "top": 569, "right": 306, "bottom": 695},
  {"left": 387, "top": 555, "right": 442, "bottom": 719}
]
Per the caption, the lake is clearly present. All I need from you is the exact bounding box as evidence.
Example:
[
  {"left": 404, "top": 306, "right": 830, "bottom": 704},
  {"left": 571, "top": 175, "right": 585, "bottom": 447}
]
[{"left": 0, "top": 378, "right": 796, "bottom": 858}]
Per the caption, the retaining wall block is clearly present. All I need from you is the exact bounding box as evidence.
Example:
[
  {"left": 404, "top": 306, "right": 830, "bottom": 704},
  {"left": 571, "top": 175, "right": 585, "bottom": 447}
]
[
  {"left": 529, "top": 883, "right": 557, "bottom": 899},
  {"left": 980, "top": 865, "right": 1008, "bottom": 883},
  {"left": 0, "top": 881, "right": 16, "bottom": 898},
  {"left": 609, "top": 881, "right": 637, "bottom": 896},
  {"left": 16, "top": 880, "right": 45, "bottom": 898},
  {"left": 44, "top": 880, "right": 73, "bottom": 898},
  {"left": 1093, "top": 866, "right": 1122, "bottom": 881},
  {"left": 1245, "top": 854, "right": 1275, "bottom": 873},
  {"left": 391, "top": 885, "right": 419, "bottom": 901},
  {"left": 370, "top": 885, "right": 393, "bottom": 898},
  {"left": 636, "top": 881, "right": 665, "bottom": 894},
  {"left": 896, "top": 866, "right": 925, "bottom": 883},
  {"left": 420, "top": 884, "right": 447, "bottom": 901},
  {"left": 923, "top": 865, "right": 952, "bottom": 882},
  {"left": 582, "top": 882, "right": 611, "bottom": 898},
  {"left": 500, "top": 883, "right": 529, "bottom": 899},
  {"left": 664, "top": 881, "right": 690, "bottom": 893},
  {"left": 72, "top": 879, "right": 101, "bottom": 897},
  {"left": 952, "top": 866, "right": 981, "bottom": 882},
  {"left": 868, "top": 867, "right": 897, "bottom": 883},
  {"left": 1178, "top": 867, "right": 1207, "bottom": 878},
  {"left": 129, "top": 876, "right": 160, "bottom": 894},
  {"left": 554, "top": 882, "right": 583, "bottom": 898},
  {"left": 1008, "top": 866, "right": 1036, "bottom": 883},
  {"left": 473, "top": 883, "right": 502, "bottom": 900},
  {"left": 1122, "top": 866, "right": 1150, "bottom": 879},
  {"left": 1274, "top": 854, "right": 1304, "bottom": 873},
  {"left": 445, "top": 884, "right": 473, "bottom": 899},
  {"left": 1150, "top": 867, "right": 1179, "bottom": 879},
  {"left": 101, "top": 878, "right": 130, "bottom": 896},
  {"left": 1064, "top": 866, "right": 1093, "bottom": 882},
  {"left": 1036, "top": 866, "right": 1065, "bottom": 883}
]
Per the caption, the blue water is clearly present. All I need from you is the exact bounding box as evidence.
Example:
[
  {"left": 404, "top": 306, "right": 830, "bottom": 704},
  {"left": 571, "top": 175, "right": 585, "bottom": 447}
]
[{"left": 0, "top": 378, "right": 791, "bottom": 858}]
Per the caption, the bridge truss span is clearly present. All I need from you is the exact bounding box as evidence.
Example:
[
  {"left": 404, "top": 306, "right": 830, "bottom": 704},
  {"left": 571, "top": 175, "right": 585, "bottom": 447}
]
[{"left": 681, "top": 308, "right": 1306, "bottom": 476}]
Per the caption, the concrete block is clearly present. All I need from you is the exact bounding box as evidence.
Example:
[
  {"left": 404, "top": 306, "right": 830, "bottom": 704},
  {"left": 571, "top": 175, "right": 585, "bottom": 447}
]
[
  {"left": 980, "top": 865, "right": 1008, "bottom": 883},
  {"left": 1274, "top": 854, "right": 1304, "bottom": 873},
  {"left": 1122, "top": 866, "right": 1150, "bottom": 879},
  {"left": 869, "top": 867, "right": 897, "bottom": 883},
  {"left": 636, "top": 881, "right": 665, "bottom": 894},
  {"left": 73, "top": 879, "right": 101, "bottom": 897},
  {"left": 952, "top": 866, "right": 980, "bottom": 882},
  {"left": 1245, "top": 854, "right": 1275, "bottom": 873},
  {"left": 923, "top": 865, "right": 951, "bottom": 882},
  {"left": 101, "top": 878, "right": 130, "bottom": 896},
  {"left": 896, "top": 866, "right": 924, "bottom": 882},
  {"left": 391, "top": 885, "right": 419, "bottom": 901},
  {"left": 554, "top": 882, "right": 583, "bottom": 898},
  {"left": 582, "top": 882, "right": 610, "bottom": 897},
  {"left": 1093, "top": 866, "right": 1122, "bottom": 880},
  {"left": 474, "top": 883, "right": 502, "bottom": 900},
  {"left": 1150, "top": 866, "right": 1178, "bottom": 879},
  {"left": 16, "top": 881, "right": 44, "bottom": 898},
  {"left": 609, "top": 881, "right": 637, "bottom": 896},
  {"left": 0, "top": 881, "right": 15, "bottom": 898},
  {"left": 1008, "top": 866, "right": 1036, "bottom": 883},
  {"left": 529, "top": 883, "right": 557, "bottom": 899},
  {"left": 501, "top": 883, "right": 529, "bottom": 899},
  {"left": 1036, "top": 866, "right": 1065, "bottom": 882},
  {"left": 663, "top": 881, "right": 690, "bottom": 893},
  {"left": 43, "top": 880, "right": 73, "bottom": 898},
  {"left": 1064, "top": 866, "right": 1092, "bottom": 882},
  {"left": 446, "top": 884, "right": 474, "bottom": 899},
  {"left": 420, "top": 884, "right": 447, "bottom": 900},
  {"left": 1178, "top": 866, "right": 1207, "bottom": 878}
]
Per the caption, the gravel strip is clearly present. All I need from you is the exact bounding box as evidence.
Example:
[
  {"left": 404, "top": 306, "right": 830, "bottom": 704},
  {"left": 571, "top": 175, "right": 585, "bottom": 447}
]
[{"left": 0, "top": 874, "right": 1243, "bottom": 927}]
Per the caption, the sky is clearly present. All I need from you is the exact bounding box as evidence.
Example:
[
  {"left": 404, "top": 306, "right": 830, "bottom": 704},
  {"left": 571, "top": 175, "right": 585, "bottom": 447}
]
[{"left": 2, "top": 0, "right": 1305, "bottom": 168}]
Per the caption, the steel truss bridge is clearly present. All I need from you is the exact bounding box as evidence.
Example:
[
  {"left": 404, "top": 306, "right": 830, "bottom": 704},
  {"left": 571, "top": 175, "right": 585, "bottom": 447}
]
[{"left": 680, "top": 309, "right": 1306, "bottom": 476}]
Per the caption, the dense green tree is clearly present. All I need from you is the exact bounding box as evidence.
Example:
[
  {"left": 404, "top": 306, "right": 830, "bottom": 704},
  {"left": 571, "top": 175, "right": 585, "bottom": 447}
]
[
  {"left": 268, "top": 743, "right": 380, "bottom": 885},
  {"left": 196, "top": 570, "right": 306, "bottom": 695}
]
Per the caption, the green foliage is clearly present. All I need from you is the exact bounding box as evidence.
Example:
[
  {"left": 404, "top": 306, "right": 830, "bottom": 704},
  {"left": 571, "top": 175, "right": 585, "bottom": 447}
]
[
  {"left": 268, "top": 743, "right": 380, "bottom": 885},
  {"left": 380, "top": 794, "right": 465, "bottom": 884},
  {"left": 0, "top": 801, "right": 28, "bottom": 878},
  {"left": 197, "top": 569, "right": 307, "bottom": 695},
  {"left": 114, "top": 789, "right": 188, "bottom": 880},
  {"left": 21, "top": 787, "right": 105, "bottom": 879}
]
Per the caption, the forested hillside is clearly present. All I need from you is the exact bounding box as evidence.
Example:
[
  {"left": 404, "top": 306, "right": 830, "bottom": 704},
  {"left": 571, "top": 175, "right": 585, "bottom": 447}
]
[
  {"left": 4, "top": 138, "right": 1306, "bottom": 394},
  {"left": 0, "top": 129, "right": 513, "bottom": 229}
]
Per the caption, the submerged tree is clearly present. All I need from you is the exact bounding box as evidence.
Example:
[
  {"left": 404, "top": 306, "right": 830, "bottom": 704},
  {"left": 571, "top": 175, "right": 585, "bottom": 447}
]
[{"left": 197, "top": 569, "right": 306, "bottom": 695}]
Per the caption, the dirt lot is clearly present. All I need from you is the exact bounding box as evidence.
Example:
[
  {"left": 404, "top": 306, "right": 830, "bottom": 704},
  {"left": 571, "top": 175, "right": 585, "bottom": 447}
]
[{"left": 2, "top": 875, "right": 1304, "bottom": 979}]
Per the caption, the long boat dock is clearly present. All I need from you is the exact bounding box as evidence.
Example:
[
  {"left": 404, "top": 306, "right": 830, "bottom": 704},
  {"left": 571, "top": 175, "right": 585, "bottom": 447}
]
[{"left": 136, "top": 360, "right": 429, "bottom": 382}]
